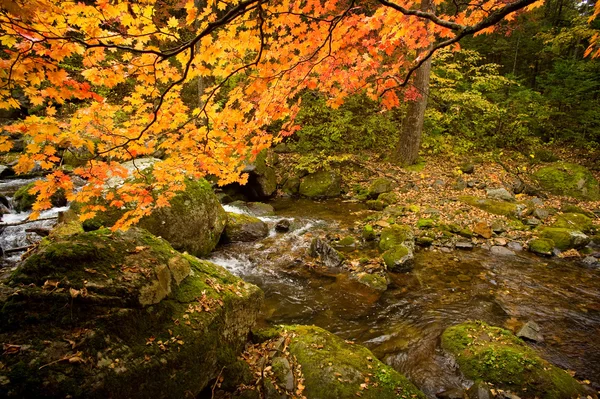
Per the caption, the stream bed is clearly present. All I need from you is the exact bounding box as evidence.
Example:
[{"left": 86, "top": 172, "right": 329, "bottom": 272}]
[{"left": 209, "top": 198, "right": 600, "bottom": 397}]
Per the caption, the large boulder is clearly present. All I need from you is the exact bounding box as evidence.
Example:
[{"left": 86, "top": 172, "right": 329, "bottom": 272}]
[
  {"left": 299, "top": 170, "right": 342, "bottom": 198},
  {"left": 441, "top": 321, "right": 588, "bottom": 399},
  {"left": 244, "top": 325, "right": 426, "bottom": 399},
  {"left": 222, "top": 212, "right": 269, "bottom": 243},
  {"left": 73, "top": 179, "right": 227, "bottom": 257},
  {"left": 533, "top": 162, "right": 600, "bottom": 200},
  {"left": 0, "top": 227, "right": 263, "bottom": 398},
  {"left": 13, "top": 181, "right": 67, "bottom": 213},
  {"left": 242, "top": 150, "right": 277, "bottom": 200}
]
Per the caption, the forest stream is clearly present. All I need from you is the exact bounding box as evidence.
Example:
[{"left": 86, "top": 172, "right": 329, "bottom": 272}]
[
  {"left": 208, "top": 198, "right": 600, "bottom": 397},
  {"left": 1, "top": 189, "right": 599, "bottom": 397}
]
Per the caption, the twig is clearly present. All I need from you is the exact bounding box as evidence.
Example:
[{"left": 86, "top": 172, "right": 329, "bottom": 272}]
[{"left": 211, "top": 366, "right": 226, "bottom": 399}]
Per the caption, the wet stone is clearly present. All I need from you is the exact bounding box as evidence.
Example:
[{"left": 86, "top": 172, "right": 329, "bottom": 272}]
[
  {"left": 455, "top": 242, "right": 474, "bottom": 250},
  {"left": 507, "top": 241, "right": 523, "bottom": 252},
  {"left": 490, "top": 246, "right": 516, "bottom": 256},
  {"left": 275, "top": 219, "right": 291, "bottom": 233},
  {"left": 517, "top": 320, "right": 544, "bottom": 343}
]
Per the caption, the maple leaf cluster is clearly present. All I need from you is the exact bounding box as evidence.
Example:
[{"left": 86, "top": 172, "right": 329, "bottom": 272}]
[{"left": 0, "top": 0, "right": 564, "bottom": 228}]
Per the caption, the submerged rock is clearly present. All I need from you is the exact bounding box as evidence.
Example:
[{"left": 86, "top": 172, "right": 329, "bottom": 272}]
[
  {"left": 0, "top": 227, "right": 263, "bottom": 398},
  {"left": 222, "top": 212, "right": 269, "bottom": 243},
  {"left": 490, "top": 246, "right": 516, "bottom": 256},
  {"left": 274, "top": 219, "right": 291, "bottom": 233},
  {"left": 441, "top": 321, "right": 587, "bottom": 399},
  {"left": 533, "top": 162, "right": 600, "bottom": 200},
  {"left": 355, "top": 272, "right": 388, "bottom": 292},
  {"left": 299, "top": 170, "right": 342, "bottom": 198}
]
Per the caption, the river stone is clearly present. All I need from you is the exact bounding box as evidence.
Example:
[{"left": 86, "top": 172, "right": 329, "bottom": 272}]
[
  {"left": 486, "top": 188, "right": 514, "bottom": 202},
  {"left": 228, "top": 200, "right": 275, "bottom": 216},
  {"left": 528, "top": 238, "right": 555, "bottom": 256},
  {"left": 517, "top": 321, "right": 544, "bottom": 342},
  {"left": 368, "top": 177, "right": 394, "bottom": 197},
  {"left": 0, "top": 164, "right": 14, "bottom": 178},
  {"left": 533, "top": 208, "right": 550, "bottom": 220},
  {"left": 539, "top": 227, "right": 590, "bottom": 250},
  {"left": 223, "top": 212, "right": 269, "bottom": 243},
  {"left": 382, "top": 244, "right": 414, "bottom": 272},
  {"left": 466, "top": 382, "right": 493, "bottom": 399},
  {"left": 284, "top": 325, "right": 426, "bottom": 399},
  {"left": 533, "top": 162, "right": 600, "bottom": 200},
  {"left": 275, "top": 219, "right": 291, "bottom": 233},
  {"left": 299, "top": 170, "right": 342, "bottom": 198},
  {"left": 379, "top": 224, "right": 413, "bottom": 251},
  {"left": 441, "top": 321, "right": 587, "bottom": 399},
  {"left": 455, "top": 241, "right": 474, "bottom": 250},
  {"left": 507, "top": 241, "right": 523, "bottom": 251},
  {"left": 1, "top": 227, "right": 263, "bottom": 399},
  {"left": 309, "top": 237, "right": 344, "bottom": 269},
  {"left": 490, "top": 246, "right": 515, "bottom": 256},
  {"left": 377, "top": 192, "right": 399, "bottom": 205},
  {"left": 473, "top": 222, "right": 493, "bottom": 239}
]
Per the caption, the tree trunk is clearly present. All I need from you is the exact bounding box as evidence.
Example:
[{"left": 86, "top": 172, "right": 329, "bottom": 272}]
[{"left": 392, "top": 0, "right": 433, "bottom": 166}]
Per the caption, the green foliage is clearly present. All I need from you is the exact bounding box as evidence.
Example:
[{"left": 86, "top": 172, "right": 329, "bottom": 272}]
[
  {"left": 424, "top": 50, "right": 551, "bottom": 153},
  {"left": 293, "top": 152, "right": 352, "bottom": 174},
  {"left": 293, "top": 91, "right": 399, "bottom": 153}
]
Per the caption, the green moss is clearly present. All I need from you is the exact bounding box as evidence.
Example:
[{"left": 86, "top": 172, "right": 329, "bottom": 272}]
[
  {"left": 441, "top": 321, "right": 586, "bottom": 399},
  {"left": 379, "top": 225, "right": 412, "bottom": 251},
  {"left": 416, "top": 218, "right": 435, "bottom": 229},
  {"left": 223, "top": 212, "right": 268, "bottom": 243},
  {"left": 533, "top": 162, "right": 600, "bottom": 200},
  {"left": 552, "top": 213, "right": 593, "bottom": 233},
  {"left": 251, "top": 326, "right": 284, "bottom": 343},
  {"left": 355, "top": 272, "right": 388, "bottom": 292},
  {"left": 560, "top": 204, "right": 595, "bottom": 218},
  {"left": 382, "top": 245, "right": 413, "bottom": 272},
  {"left": 368, "top": 178, "right": 394, "bottom": 197},
  {"left": 460, "top": 196, "right": 520, "bottom": 218},
  {"left": 403, "top": 160, "right": 426, "bottom": 172},
  {"left": 299, "top": 170, "right": 342, "bottom": 198},
  {"left": 366, "top": 199, "right": 385, "bottom": 211},
  {"left": 528, "top": 238, "right": 555, "bottom": 256},
  {"left": 337, "top": 236, "right": 356, "bottom": 246},
  {"left": 377, "top": 192, "right": 399, "bottom": 205},
  {"left": 285, "top": 325, "right": 426, "bottom": 399},
  {"left": 362, "top": 224, "right": 376, "bottom": 241},
  {"left": 539, "top": 227, "right": 590, "bottom": 250}
]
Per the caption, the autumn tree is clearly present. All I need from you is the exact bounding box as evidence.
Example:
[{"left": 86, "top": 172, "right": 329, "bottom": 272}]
[{"left": 0, "top": 0, "right": 581, "bottom": 228}]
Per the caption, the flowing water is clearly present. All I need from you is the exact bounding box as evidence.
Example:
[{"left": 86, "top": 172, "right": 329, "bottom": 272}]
[{"left": 209, "top": 198, "right": 600, "bottom": 397}]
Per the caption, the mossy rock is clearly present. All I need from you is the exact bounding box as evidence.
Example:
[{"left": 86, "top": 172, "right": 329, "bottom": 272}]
[
  {"left": 528, "top": 238, "right": 554, "bottom": 256},
  {"left": 377, "top": 192, "right": 399, "bottom": 205},
  {"left": 281, "top": 175, "right": 301, "bottom": 196},
  {"left": 1, "top": 228, "right": 263, "bottom": 398},
  {"left": 382, "top": 244, "right": 414, "bottom": 272},
  {"left": 13, "top": 182, "right": 67, "bottom": 213},
  {"left": 460, "top": 196, "right": 521, "bottom": 218},
  {"left": 285, "top": 325, "right": 426, "bottom": 399},
  {"left": 250, "top": 149, "right": 277, "bottom": 198},
  {"left": 228, "top": 200, "right": 275, "bottom": 217},
  {"left": 333, "top": 235, "right": 356, "bottom": 250},
  {"left": 441, "top": 321, "right": 587, "bottom": 399},
  {"left": 71, "top": 179, "right": 226, "bottom": 257},
  {"left": 532, "top": 162, "right": 600, "bottom": 200},
  {"left": 368, "top": 178, "right": 394, "bottom": 197},
  {"left": 362, "top": 224, "right": 376, "bottom": 241},
  {"left": 299, "top": 170, "right": 342, "bottom": 198},
  {"left": 528, "top": 238, "right": 555, "bottom": 256},
  {"left": 416, "top": 218, "right": 435, "bottom": 229},
  {"left": 354, "top": 272, "right": 388, "bottom": 292},
  {"left": 560, "top": 204, "right": 595, "bottom": 218},
  {"left": 379, "top": 224, "right": 413, "bottom": 251},
  {"left": 538, "top": 227, "right": 590, "bottom": 250},
  {"left": 222, "top": 213, "right": 269, "bottom": 243},
  {"left": 366, "top": 199, "right": 385, "bottom": 211},
  {"left": 552, "top": 212, "right": 593, "bottom": 233}
]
